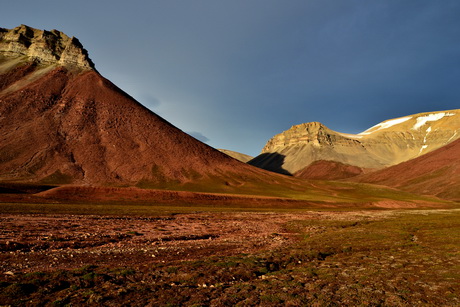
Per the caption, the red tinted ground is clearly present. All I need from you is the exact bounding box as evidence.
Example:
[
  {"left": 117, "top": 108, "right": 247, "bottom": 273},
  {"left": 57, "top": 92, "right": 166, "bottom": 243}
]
[
  {"left": 0, "top": 211, "right": 364, "bottom": 273},
  {"left": 2, "top": 210, "right": 459, "bottom": 306}
]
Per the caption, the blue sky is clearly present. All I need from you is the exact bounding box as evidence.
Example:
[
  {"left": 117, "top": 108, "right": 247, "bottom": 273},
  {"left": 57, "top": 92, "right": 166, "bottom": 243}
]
[{"left": 2, "top": 1, "right": 460, "bottom": 156}]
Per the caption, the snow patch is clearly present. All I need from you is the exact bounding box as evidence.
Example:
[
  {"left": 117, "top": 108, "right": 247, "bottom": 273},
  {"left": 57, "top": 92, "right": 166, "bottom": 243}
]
[
  {"left": 423, "top": 126, "right": 432, "bottom": 143},
  {"left": 339, "top": 133, "right": 363, "bottom": 139},
  {"left": 359, "top": 116, "right": 412, "bottom": 135},
  {"left": 419, "top": 144, "right": 428, "bottom": 155},
  {"left": 412, "top": 112, "right": 455, "bottom": 130}
]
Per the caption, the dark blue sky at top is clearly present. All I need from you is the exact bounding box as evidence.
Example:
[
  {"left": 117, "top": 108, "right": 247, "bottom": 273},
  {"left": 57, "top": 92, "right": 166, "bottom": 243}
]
[{"left": 2, "top": 1, "right": 460, "bottom": 156}]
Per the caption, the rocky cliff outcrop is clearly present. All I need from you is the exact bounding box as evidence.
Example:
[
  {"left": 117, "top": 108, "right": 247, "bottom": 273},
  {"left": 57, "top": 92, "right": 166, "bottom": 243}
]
[
  {"left": 250, "top": 110, "right": 460, "bottom": 174},
  {"left": 0, "top": 25, "right": 94, "bottom": 69},
  {"left": 261, "top": 122, "right": 352, "bottom": 150}
]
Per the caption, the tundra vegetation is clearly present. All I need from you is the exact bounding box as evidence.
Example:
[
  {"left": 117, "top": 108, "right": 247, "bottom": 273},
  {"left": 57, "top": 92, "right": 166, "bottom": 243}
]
[{"left": 1, "top": 206, "right": 459, "bottom": 306}]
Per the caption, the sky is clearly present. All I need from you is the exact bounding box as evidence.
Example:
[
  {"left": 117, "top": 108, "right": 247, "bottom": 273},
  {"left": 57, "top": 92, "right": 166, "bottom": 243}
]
[{"left": 2, "top": 1, "right": 460, "bottom": 156}]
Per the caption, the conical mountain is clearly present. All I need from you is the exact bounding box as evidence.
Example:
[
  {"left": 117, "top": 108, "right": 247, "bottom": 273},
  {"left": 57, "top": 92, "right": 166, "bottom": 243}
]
[
  {"left": 0, "top": 25, "right": 291, "bottom": 192},
  {"left": 250, "top": 111, "right": 460, "bottom": 175}
]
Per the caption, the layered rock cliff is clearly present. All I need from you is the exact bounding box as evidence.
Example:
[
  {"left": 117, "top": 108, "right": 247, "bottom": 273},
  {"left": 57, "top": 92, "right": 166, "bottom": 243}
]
[
  {"left": 250, "top": 110, "right": 460, "bottom": 174},
  {"left": 0, "top": 25, "right": 94, "bottom": 69}
]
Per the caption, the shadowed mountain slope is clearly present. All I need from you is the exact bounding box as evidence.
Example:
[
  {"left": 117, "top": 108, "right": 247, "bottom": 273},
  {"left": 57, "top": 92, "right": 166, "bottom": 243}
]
[{"left": 353, "top": 139, "right": 460, "bottom": 201}]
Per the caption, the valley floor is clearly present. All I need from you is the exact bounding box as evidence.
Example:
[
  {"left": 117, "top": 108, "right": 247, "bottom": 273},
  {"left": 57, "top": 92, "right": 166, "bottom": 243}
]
[{"left": 1, "top": 208, "right": 460, "bottom": 306}]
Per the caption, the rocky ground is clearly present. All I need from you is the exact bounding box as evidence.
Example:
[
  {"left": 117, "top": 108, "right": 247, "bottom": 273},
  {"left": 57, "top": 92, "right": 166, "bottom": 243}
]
[
  {"left": 2, "top": 211, "right": 386, "bottom": 273},
  {"left": 0, "top": 212, "right": 315, "bottom": 274},
  {"left": 1, "top": 210, "right": 459, "bottom": 306}
]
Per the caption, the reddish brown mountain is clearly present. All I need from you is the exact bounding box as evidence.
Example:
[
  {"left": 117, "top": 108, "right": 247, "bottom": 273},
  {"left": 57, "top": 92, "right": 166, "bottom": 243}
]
[
  {"left": 0, "top": 25, "right": 296, "bottom": 192},
  {"left": 295, "top": 160, "right": 363, "bottom": 180},
  {"left": 353, "top": 138, "right": 460, "bottom": 201}
]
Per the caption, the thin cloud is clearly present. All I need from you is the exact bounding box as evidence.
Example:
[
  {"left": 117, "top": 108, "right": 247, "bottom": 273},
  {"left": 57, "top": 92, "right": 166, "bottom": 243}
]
[
  {"left": 187, "top": 131, "right": 210, "bottom": 143},
  {"left": 139, "top": 94, "right": 161, "bottom": 109}
]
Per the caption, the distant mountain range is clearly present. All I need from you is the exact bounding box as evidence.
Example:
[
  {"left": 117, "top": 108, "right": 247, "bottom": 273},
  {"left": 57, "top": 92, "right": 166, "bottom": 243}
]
[
  {"left": 218, "top": 149, "right": 253, "bottom": 163},
  {"left": 249, "top": 110, "right": 459, "bottom": 176}
]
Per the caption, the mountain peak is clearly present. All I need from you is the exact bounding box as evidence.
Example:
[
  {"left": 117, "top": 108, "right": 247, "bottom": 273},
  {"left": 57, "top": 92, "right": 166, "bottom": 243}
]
[
  {"left": 299, "top": 121, "right": 331, "bottom": 132},
  {"left": 261, "top": 121, "right": 338, "bottom": 153},
  {"left": 0, "top": 25, "right": 95, "bottom": 70}
]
